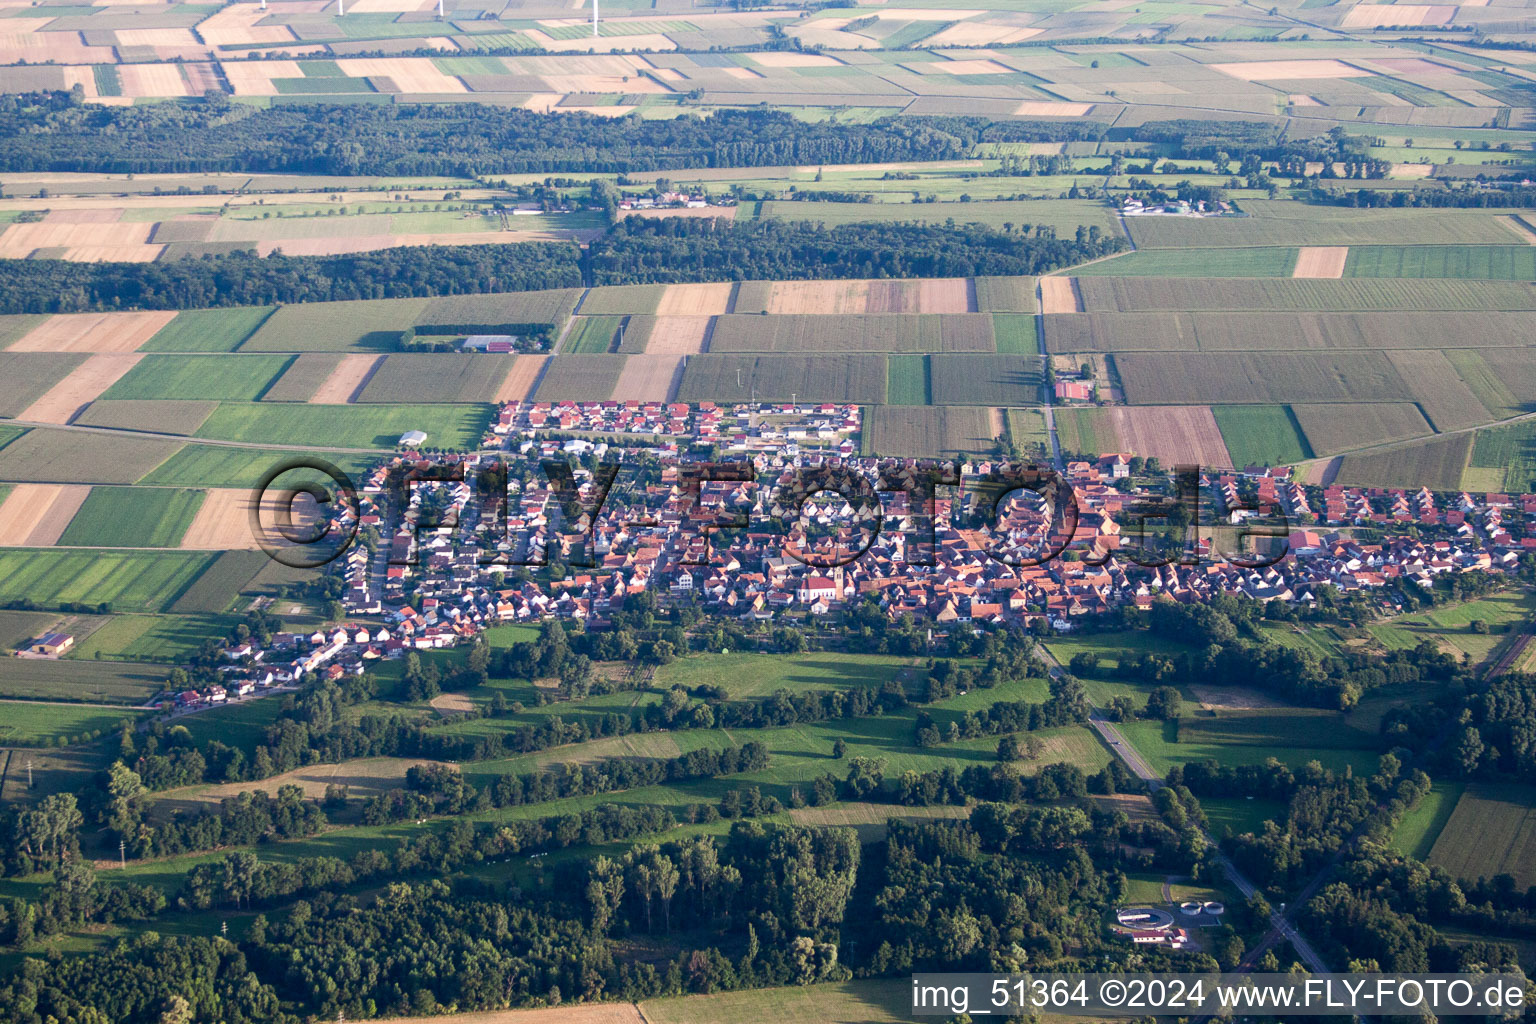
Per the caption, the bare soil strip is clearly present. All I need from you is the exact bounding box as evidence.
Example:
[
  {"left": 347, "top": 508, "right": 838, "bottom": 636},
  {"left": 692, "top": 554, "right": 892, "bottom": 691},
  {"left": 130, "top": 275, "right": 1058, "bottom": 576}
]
[
  {"left": 1500, "top": 215, "right": 1536, "bottom": 245},
  {"left": 0, "top": 484, "right": 92, "bottom": 546},
  {"left": 309, "top": 354, "right": 385, "bottom": 404},
  {"left": 9, "top": 311, "right": 175, "bottom": 353},
  {"left": 612, "top": 355, "right": 683, "bottom": 402},
  {"left": 1292, "top": 246, "right": 1349, "bottom": 278},
  {"left": 1038, "top": 276, "right": 1084, "bottom": 313},
  {"left": 18, "top": 353, "right": 143, "bottom": 424},
  {"left": 493, "top": 354, "right": 549, "bottom": 402}
]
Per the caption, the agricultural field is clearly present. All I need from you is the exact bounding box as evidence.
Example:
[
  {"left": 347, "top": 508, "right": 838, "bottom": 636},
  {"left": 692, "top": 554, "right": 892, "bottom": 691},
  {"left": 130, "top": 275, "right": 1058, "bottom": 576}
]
[
  {"left": 261, "top": 353, "right": 347, "bottom": 403},
  {"left": 355, "top": 354, "right": 511, "bottom": 404},
  {"left": 0, "top": 549, "right": 216, "bottom": 612},
  {"left": 653, "top": 652, "right": 913, "bottom": 701},
  {"left": 0, "top": 702, "right": 149, "bottom": 747},
  {"left": 863, "top": 405, "right": 998, "bottom": 459},
  {"left": 1390, "top": 781, "right": 1465, "bottom": 862},
  {"left": 66, "top": 613, "right": 233, "bottom": 664},
  {"left": 1127, "top": 205, "right": 1523, "bottom": 249},
  {"left": 576, "top": 285, "right": 666, "bottom": 316},
  {"left": 72, "top": 400, "right": 219, "bottom": 436},
  {"left": 1464, "top": 421, "right": 1536, "bottom": 494},
  {"left": 1333, "top": 433, "right": 1475, "bottom": 492},
  {"left": 1291, "top": 403, "right": 1433, "bottom": 458},
  {"left": 0, "top": 429, "right": 181, "bottom": 485},
  {"left": 241, "top": 298, "right": 431, "bottom": 352},
  {"left": 0, "top": 609, "right": 54, "bottom": 651},
  {"left": 168, "top": 550, "right": 270, "bottom": 614},
  {"left": 1345, "top": 246, "right": 1536, "bottom": 280},
  {"left": 708, "top": 314, "right": 994, "bottom": 354},
  {"left": 1114, "top": 350, "right": 1412, "bottom": 407},
  {"left": 102, "top": 354, "right": 293, "bottom": 402},
  {"left": 1074, "top": 278, "right": 1536, "bottom": 313},
  {"left": 757, "top": 199, "right": 1123, "bottom": 238},
  {"left": 137, "top": 445, "right": 374, "bottom": 489},
  {"left": 929, "top": 354, "right": 1040, "bottom": 406},
  {"left": 991, "top": 314, "right": 1036, "bottom": 355},
  {"left": 1073, "top": 249, "right": 1300, "bottom": 278},
  {"left": 973, "top": 277, "right": 1035, "bottom": 313},
  {"left": 195, "top": 403, "right": 491, "bottom": 449},
  {"left": 885, "top": 354, "right": 929, "bottom": 405},
  {"left": 1369, "top": 590, "right": 1536, "bottom": 666},
  {"left": 1046, "top": 311, "right": 1535, "bottom": 354},
  {"left": 55, "top": 486, "right": 204, "bottom": 548},
  {"left": 0, "top": 353, "right": 87, "bottom": 417},
  {"left": 1116, "top": 712, "right": 1379, "bottom": 778},
  {"left": 532, "top": 355, "right": 629, "bottom": 402},
  {"left": 676, "top": 354, "right": 887, "bottom": 405},
  {"left": 1428, "top": 783, "right": 1536, "bottom": 888},
  {"left": 140, "top": 307, "right": 274, "bottom": 353},
  {"left": 1212, "top": 406, "right": 1312, "bottom": 467},
  {"left": 756, "top": 279, "right": 973, "bottom": 315},
  {"left": 0, "top": 657, "right": 165, "bottom": 705},
  {"left": 563, "top": 315, "right": 624, "bottom": 354}
]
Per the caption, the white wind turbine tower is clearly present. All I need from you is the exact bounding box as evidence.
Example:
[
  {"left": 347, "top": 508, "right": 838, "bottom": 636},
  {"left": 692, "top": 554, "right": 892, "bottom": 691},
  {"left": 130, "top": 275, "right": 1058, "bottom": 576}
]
[
  {"left": 438, "top": 0, "right": 444, "bottom": 16},
  {"left": 592, "top": 0, "right": 598, "bottom": 37}
]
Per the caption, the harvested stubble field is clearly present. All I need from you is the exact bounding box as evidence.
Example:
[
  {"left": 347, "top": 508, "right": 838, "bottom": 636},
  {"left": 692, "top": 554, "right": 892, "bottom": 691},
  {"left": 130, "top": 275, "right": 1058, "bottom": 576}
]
[
  {"left": 242, "top": 297, "right": 431, "bottom": 351},
  {"left": 310, "top": 354, "right": 385, "bottom": 403},
  {"left": 355, "top": 353, "right": 511, "bottom": 404},
  {"left": 178, "top": 488, "right": 260, "bottom": 550},
  {"left": 973, "top": 276, "right": 1036, "bottom": 313},
  {"left": 633, "top": 315, "right": 712, "bottom": 355},
  {"left": 140, "top": 307, "right": 274, "bottom": 353},
  {"left": 72, "top": 400, "right": 219, "bottom": 436},
  {"left": 1428, "top": 783, "right": 1536, "bottom": 888},
  {"left": 1044, "top": 311, "right": 1536, "bottom": 353},
  {"left": 1212, "top": 406, "right": 1312, "bottom": 467},
  {"left": 261, "top": 353, "right": 344, "bottom": 402},
  {"left": 864, "top": 405, "right": 997, "bottom": 458},
  {"left": 929, "top": 354, "right": 1041, "bottom": 406},
  {"left": 0, "top": 429, "right": 181, "bottom": 485},
  {"left": 654, "top": 282, "right": 734, "bottom": 315},
  {"left": 103, "top": 354, "right": 293, "bottom": 402},
  {"left": 1037, "top": 276, "right": 1082, "bottom": 314},
  {"left": 9, "top": 311, "right": 175, "bottom": 353},
  {"left": 532, "top": 354, "right": 630, "bottom": 402},
  {"left": 708, "top": 313, "right": 994, "bottom": 353},
  {"left": 1072, "top": 278, "right": 1536, "bottom": 313},
  {"left": 762, "top": 278, "right": 973, "bottom": 314},
  {"left": 0, "top": 352, "right": 88, "bottom": 418},
  {"left": 0, "top": 315, "right": 49, "bottom": 349},
  {"left": 0, "top": 484, "right": 92, "bottom": 546},
  {"left": 1114, "top": 351, "right": 1412, "bottom": 406},
  {"left": 56, "top": 486, "right": 205, "bottom": 548},
  {"left": 1291, "top": 403, "right": 1434, "bottom": 457},
  {"left": 611, "top": 354, "right": 682, "bottom": 402},
  {"left": 676, "top": 354, "right": 887, "bottom": 404},
  {"left": 1127, "top": 203, "right": 1522, "bottom": 249},
  {"left": 1104, "top": 406, "right": 1235, "bottom": 468},
  {"left": 0, "top": 548, "right": 216, "bottom": 612},
  {"left": 1334, "top": 432, "right": 1474, "bottom": 491},
  {"left": 1292, "top": 246, "right": 1348, "bottom": 278}
]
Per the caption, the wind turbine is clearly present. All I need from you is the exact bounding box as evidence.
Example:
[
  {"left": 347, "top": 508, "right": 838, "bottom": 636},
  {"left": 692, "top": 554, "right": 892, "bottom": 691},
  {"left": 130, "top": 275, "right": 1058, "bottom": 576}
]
[{"left": 592, "top": 0, "right": 598, "bottom": 37}]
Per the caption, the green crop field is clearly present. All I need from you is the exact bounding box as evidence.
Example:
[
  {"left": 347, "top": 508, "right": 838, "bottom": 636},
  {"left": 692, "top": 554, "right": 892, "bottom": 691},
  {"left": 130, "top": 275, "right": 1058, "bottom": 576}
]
[
  {"left": 576, "top": 284, "right": 666, "bottom": 315},
  {"left": 56, "top": 487, "right": 204, "bottom": 548},
  {"left": 72, "top": 400, "right": 219, "bottom": 436},
  {"left": 531, "top": 354, "right": 628, "bottom": 402},
  {"left": 259, "top": 353, "right": 344, "bottom": 403},
  {"left": 708, "top": 314, "right": 995, "bottom": 354},
  {"left": 1446, "top": 350, "right": 1524, "bottom": 421},
  {"left": 1290, "top": 403, "right": 1433, "bottom": 457},
  {"left": 420, "top": 289, "right": 580, "bottom": 331},
  {"left": 1391, "top": 780, "right": 1465, "bottom": 861},
  {"left": 0, "top": 353, "right": 86, "bottom": 417},
  {"left": 0, "top": 549, "right": 216, "bottom": 613},
  {"left": 354, "top": 354, "right": 511, "bottom": 403},
  {"left": 1464, "top": 421, "right": 1536, "bottom": 494},
  {"left": 196, "top": 403, "right": 492, "bottom": 449},
  {"left": 1213, "top": 406, "right": 1312, "bottom": 466},
  {"left": 1335, "top": 432, "right": 1474, "bottom": 492},
  {"left": 0, "top": 429, "right": 181, "bottom": 485},
  {"left": 1053, "top": 407, "right": 1111, "bottom": 458},
  {"left": 929, "top": 354, "right": 1040, "bottom": 405},
  {"left": 1115, "top": 351, "right": 1412, "bottom": 406},
  {"left": 677, "top": 354, "right": 887, "bottom": 404},
  {"left": 0, "top": 657, "right": 165, "bottom": 705},
  {"left": 141, "top": 307, "right": 275, "bottom": 353},
  {"left": 562, "top": 315, "right": 623, "bottom": 354},
  {"left": 0, "top": 609, "right": 55, "bottom": 651},
  {"left": 103, "top": 355, "right": 294, "bottom": 402},
  {"left": 865, "top": 405, "right": 997, "bottom": 458},
  {"left": 1071, "top": 248, "right": 1300, "bottom": 277},
  {"left": 137, "top": 445, "right": 375, "bottom": 489},
  {"left": 974, "top": 276, "right": 1035, "bottom": 313},
  {"left": 1074, "top": 277, "right": 1536, "bottom": 313},
  {"left": 1429, "top": 783, "right": 1536, "bottom": 887},
  {"left": 241, "top": 297, "right": 431, "bottom": 351},
  {"left": 1046, "top": 310, "right": 1533, "bottom": 354},
  {"left": 0, "top": 314, "right": 49, "bottom": 350},
  {"left": 1345, "top": 245, "right": 1536, "bottom": 280},
  {"left": 169, "top": 550, "right": 270, "bottom": 614},
  {"left": 757, "top": 198, "right": 1123, "bottom": 237},
  {"left": 991, "top": 314, "right": 1036, "bottom": 354},
  {"left": 885, "top": 353, "right": 929, "bottom": 405},
  {"left": 1128, "top": 204, "right": 1520, "bottom": 248}
]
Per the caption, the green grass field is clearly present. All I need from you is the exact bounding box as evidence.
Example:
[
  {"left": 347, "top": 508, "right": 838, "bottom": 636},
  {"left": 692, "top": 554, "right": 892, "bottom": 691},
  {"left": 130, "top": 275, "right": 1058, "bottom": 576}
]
[
  {"left": 67, "top": 613, "right": 236, "bottom": 664},
  {"left": 992, "top": 313, "right": 1037, "bottom": 354},
  {"left": 563, "top": 315, "right": 624, "bottom": 354},
  {"left": 1465, "top": 420, "right": 1536, "bottom": 494},
  {"left": 141, "top": 308, "right": 275, "bottom": 353},
  {"left": 1369, "top": 589, "right": 1536, "bottom": 665},
  {"left": 885, "top": 353, "right": 929, "bottom": 405},
  {"left": 103, "top": 355, "right": 294, "bottom": 402},
  {"left": 195, "top": 403, "right": 492, "bottom": 449},
  {"left": 0, "top": 658, "right": 166, "bottom": 705},
  {"left": 1346, "top": 245, "right": 1536, "bottom": 280},
  {"left": 138, "top": 446, "right": 376, "bottom": 488},
  {"left": 1116, "top": 713, "right": 1379, "bottom": 777},
  {"left": 0, "top": 702, "right": 150, "bottom": 746},
  {"left": 0, "top": 549, "right": 215, "bottom": 613},
  {"left": 653, "top": 652, "right": 915, "bottom": 700},
  {"left": 55, "top": 487, "right": 205, "bottom": 548},
  {"left": 1391, "top": 780, "right": 1465, "bottom": 861},
  {"left": 1213, "top": 405, "right": 1312, "bottom": 467}
]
